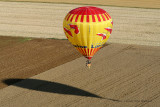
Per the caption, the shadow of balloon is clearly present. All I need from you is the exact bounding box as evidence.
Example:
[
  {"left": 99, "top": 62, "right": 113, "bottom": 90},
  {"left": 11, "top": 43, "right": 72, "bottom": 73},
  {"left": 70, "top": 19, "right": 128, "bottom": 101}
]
[
  {"left": 2, "top": 78, "right": 103, "bottom": 99},
  {"left": 2, "top": 78, "right": 152, "bottom": 103}
]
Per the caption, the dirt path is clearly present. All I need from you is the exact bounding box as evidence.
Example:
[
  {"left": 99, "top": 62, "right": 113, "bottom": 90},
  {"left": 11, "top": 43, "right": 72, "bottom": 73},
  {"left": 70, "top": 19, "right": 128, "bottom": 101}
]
[
  {"left": 2, "top": 0, "right": 160, "bottom": 9},
  {"left": 0, "top": 43, "right": 160, "bottom": 107}
]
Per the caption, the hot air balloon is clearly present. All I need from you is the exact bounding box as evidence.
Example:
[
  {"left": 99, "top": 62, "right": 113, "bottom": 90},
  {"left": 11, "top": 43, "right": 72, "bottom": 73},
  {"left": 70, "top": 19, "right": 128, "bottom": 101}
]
[{"left": 63, "top": 6, "right": 113, "bottom": 68}]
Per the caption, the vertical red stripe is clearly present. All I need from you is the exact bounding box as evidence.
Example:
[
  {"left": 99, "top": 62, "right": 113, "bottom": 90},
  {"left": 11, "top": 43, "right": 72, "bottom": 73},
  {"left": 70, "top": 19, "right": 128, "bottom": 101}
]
[
  {"left": 92, "top": 48, "right": 96, "bottom": 56},
  {"left": 65, "top": 14, "right": 70, "bottom": 20},
  {"left": 65, "top": 14, "right": 68, "bottom": 20},
  {"left": 94, "top": 47, "right": 100, "bottom": 54},
  {"left": 106, "top": 12, "right": 111, "bottom": 19},
  {"left": 80, "top": 48, "right": 85, "bottom": 56},
  {"left": 79, "top": 48, "right": 83, "bottom": 55},
  {"left": 101, "top": 14, "right": 106, "bottom": 21},
  {"left": 90, "top": 48, "right": 93, "bottom": 56},
  {"left": 86, "top": 15, "right": 89, "bottom": 22},
  {"left": 94, "top": 48, "right": 98, "bottom": 55},
  {"left": 104, "top": 13, "right": 109, "bottom": 20},
  {"left": 92, "top": 15, "right": 95, "bottom": 22},
  {"left": 97, "top": 14, "right": 101, "bottom": 22},
  {"left": 67, "top": 14, "right": 72, "bottom": 21},
  {"left": 70, "top": 14, "right": 75, "bottom": 22},
  {"left": 83, "top": 48, "right": 86, "bottom": 56},
  {"left": 78, "top": 48, "right": 84, "bottom": 56},
  {"left": 94, "top": 48, "right": 98, "bottom": 54},
  {"left": 80, "top": 15, "right": 84, "bottom": 22},
  {"left": 75, "top": 15, "right": 79, "bottom": 22},
  {"left": 84, "top": 48, "right": 87, "bottom": 56}
]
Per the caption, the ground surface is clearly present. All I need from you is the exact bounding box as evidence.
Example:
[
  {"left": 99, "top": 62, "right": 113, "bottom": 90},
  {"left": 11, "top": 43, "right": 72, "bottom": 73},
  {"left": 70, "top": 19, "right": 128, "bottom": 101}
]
[
  {"left": 0, "top": 36, "right": 82, "bottom": 89},
  {"left": 0, "top": 1, "right": 160, "bottom": 46},
  {"left": 1, "top": 0, "right": 160, "bottom": 9},
  {"left": 0, "top": 43, "right": 160, "bottom": 107}
]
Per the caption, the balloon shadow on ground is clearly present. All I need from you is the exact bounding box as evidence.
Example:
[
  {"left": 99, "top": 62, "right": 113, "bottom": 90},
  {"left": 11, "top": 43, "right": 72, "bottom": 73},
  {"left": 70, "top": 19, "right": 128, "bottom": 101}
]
[
  {"left": 2, "top": 78, "right": 152, "bottom": 103},
  {"left": 2, "top": 78, "right": 103, "bottom": 99}
]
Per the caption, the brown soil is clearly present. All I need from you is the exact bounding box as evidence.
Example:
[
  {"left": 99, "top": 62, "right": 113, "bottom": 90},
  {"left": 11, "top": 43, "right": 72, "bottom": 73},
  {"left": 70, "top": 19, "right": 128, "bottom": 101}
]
[
  {"left": 2, "top": 0, "right": 160, "bottom": 9},
  {"left": 0, "top": 43, "right": 160, "bottom": 106},
  {"left": 0, "top": 36, "right": 82, "bottom": 89}
]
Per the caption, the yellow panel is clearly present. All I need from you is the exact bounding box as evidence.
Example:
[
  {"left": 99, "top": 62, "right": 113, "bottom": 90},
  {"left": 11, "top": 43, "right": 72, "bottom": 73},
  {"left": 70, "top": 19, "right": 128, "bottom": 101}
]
[
  {"left": 71, "top": 14, "right": 77, "bottom": 22},
  {"left": 83, "top": 15, "right": 86, "bottom": 23},
  {"left": 68, "top": 14, "right": 73, "bottom": 22},
  {"left": 63, "top": 15, "right": 113, "bottom": 58},
  {"left": 77, "top": 15, "right": 82, "bottom": 22},
  {"left": 94, "top": 15, "right": 98, "bottom": 22},
  {"left": 89, "top": 15, "right": 92, "bottom": 23},
  {"left": 105, "top": 13, "right": 110, "bottom": 20},
  {"left": 99, "top": 15, "right": 103, "bottom": 22}
]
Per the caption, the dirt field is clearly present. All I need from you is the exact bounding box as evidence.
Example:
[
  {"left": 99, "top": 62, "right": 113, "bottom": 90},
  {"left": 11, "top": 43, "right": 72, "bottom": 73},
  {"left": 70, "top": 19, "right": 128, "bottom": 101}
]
[
  {"left": 2, "top": 0, "right": 160, "bottom": 9},
  {"left": 0, "top": 1, "right": 160, "bottom": 46},
  {"left": 0, "top": 36, "right": 83, "bottom": 89},
  {"left": 0, "top": 43, "right": 160, "bottom": 107}
]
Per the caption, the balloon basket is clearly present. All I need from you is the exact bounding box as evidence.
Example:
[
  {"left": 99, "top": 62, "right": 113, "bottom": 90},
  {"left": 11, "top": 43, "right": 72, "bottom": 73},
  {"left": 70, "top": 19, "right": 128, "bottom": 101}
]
[{"left": 86, "top": 59, "right": 91, "bottom": 69}]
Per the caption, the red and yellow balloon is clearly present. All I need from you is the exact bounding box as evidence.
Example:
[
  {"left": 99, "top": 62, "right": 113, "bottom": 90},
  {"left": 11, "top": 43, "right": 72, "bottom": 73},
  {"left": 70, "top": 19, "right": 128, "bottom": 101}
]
[{"left": 63, "top": 6, "right": 113, "bottom": 68}]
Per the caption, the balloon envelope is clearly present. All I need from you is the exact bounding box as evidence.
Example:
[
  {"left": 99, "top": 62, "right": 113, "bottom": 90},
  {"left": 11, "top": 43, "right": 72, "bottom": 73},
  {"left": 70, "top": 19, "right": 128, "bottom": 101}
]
[{"left": 63, "top": 6, "right": 113, "bottom": 60}]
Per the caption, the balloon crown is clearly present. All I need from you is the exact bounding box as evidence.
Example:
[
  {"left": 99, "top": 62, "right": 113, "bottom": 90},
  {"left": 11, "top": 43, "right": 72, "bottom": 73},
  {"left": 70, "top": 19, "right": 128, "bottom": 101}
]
[
  {"left": 69, "top": 6, "right": 107, "bottom": 15},
  {"left": 65, "top": 6, "right": 111, "bottom": 23}
]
